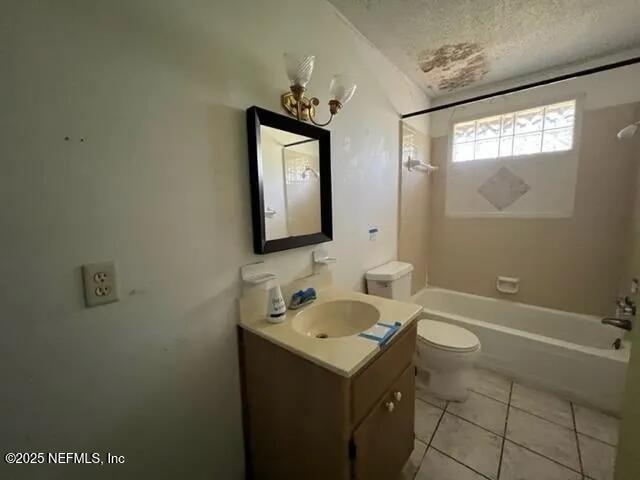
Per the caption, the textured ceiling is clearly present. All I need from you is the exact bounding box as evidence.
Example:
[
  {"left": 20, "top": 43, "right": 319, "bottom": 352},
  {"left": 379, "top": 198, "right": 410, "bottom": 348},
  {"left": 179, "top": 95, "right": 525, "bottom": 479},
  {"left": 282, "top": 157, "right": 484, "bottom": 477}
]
[{"left": 328, "top": 0, "right": 640, "bottom": 97}]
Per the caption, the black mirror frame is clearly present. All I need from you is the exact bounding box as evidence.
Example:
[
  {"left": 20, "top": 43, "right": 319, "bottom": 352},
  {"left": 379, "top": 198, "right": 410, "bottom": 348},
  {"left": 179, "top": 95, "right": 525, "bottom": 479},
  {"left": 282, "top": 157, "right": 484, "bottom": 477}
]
[{"left": 246, "top": 106, "right": 333, "bottom": 254}]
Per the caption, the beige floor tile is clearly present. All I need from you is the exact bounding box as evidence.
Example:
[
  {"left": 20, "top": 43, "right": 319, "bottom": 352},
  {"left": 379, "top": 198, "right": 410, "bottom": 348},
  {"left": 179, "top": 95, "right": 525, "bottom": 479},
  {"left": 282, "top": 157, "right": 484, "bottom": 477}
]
[
  {"left": 470, "top": 369, "right": 511, "bottom": 403},
  {"left": 579, "top": 434, "right": 616, "bottom": 480},
  {"left": 401, "top": 439, "right": 428, "bottom": 479},
  {"left": 500, "top": 440, "right": 582, "bottom": 480},
  {"left": 574, "top": 404, "right": 619, "bottom": 446},
  {"left": 506, "top": 407, "right": 580, "bottom": 471},
  {"left": 510, "top": 383, "right": 574, "bottom": 428},
  {"left": 446, "top": 390, "right": 508, "bottom": 435},
  {"left": 415, "top": 447, "right": 486, "bottom": 480},
  {"left": 415, "top": 398, "right": 443, "bottom": 443},
  {"left": 416, "top": 370, "right": 448, "bottom": 409},
  {"left": 431, "top": 413, "right": 502, "bottom": 479}
]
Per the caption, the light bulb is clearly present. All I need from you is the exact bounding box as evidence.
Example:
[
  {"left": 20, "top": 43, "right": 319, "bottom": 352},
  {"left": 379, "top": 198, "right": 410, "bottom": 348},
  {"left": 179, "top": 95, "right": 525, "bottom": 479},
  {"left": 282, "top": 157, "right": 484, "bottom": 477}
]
[
  {"left": 329, "top": 74, "right": 357, "bottom": 105},
  {"left": 284, "top": 53, "right": 315, "bottom": 88}
]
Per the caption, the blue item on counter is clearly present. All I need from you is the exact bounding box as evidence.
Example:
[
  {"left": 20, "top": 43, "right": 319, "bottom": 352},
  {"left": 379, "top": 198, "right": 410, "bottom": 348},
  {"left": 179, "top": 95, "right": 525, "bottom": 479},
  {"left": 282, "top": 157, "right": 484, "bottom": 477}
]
[
  {"left": 359, "top": 321, "right": 402, "bottom": 346},
  {"left": 288, "top": 287, "right": 317, "bottom": 310}
]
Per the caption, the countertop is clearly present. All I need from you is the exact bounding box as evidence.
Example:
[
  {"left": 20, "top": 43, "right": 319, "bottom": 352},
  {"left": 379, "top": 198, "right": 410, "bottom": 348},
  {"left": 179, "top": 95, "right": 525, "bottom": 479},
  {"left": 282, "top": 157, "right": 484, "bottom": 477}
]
[{"left": 238, "top": 275, "right": 422, "bottom": 377}]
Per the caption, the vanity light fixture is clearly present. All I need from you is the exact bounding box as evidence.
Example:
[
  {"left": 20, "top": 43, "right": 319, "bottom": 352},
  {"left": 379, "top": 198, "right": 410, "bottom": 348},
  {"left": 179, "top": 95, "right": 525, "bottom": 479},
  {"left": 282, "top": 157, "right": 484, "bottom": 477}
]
[{"left": 281, "top": 53, "right": 357, "bottom": 127}]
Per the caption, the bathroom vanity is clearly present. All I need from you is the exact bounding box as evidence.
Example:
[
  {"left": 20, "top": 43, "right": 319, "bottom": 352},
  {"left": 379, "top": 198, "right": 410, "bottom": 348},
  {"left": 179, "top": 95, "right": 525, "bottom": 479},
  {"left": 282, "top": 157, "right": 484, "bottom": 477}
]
[{"left": 238, "top": 274, "right": 421, "bottom": 480}]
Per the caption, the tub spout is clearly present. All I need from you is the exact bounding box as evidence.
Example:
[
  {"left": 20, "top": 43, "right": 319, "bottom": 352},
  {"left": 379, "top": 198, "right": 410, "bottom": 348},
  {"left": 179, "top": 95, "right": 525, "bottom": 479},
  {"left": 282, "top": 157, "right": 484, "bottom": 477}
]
[{"left": 602, "top": 317, "right": 633, "bottom": 331}]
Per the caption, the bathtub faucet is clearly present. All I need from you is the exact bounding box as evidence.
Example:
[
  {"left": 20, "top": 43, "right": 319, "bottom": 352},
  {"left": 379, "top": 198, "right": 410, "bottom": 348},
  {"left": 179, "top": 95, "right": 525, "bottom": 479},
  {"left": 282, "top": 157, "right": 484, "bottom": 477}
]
[{"left": 601, "top": 317, "right": 633, "bottom": 331}]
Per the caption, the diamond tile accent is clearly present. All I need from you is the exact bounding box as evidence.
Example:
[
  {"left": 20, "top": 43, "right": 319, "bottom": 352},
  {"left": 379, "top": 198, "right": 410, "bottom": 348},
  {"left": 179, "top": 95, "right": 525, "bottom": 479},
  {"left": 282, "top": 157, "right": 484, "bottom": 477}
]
[{"left": 477, "top": 166, "right": 530, "bottom": 211}]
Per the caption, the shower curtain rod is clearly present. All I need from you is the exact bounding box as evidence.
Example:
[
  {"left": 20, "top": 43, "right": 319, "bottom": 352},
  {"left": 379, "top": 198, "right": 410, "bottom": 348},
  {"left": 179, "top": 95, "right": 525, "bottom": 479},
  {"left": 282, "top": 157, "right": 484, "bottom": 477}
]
[{"left": 401, "top": 56, "right": 640, "bottom": 119}]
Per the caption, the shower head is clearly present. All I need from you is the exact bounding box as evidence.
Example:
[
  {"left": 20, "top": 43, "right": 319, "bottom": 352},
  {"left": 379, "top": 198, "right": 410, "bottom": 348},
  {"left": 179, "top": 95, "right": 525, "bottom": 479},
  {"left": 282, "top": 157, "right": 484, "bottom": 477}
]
[
  {"left": 302, "top": 166, "right": 320, "bottom": 179},
  {"left": 617, "top": 121, "right": 640, "bottom": 140}
]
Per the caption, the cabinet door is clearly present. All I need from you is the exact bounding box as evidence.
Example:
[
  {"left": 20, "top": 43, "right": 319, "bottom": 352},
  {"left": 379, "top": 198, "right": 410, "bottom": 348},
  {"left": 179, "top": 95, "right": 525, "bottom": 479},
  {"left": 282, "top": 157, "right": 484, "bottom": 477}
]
[{"left": 352, "top": 365, "right": 415, "bottom": 480}]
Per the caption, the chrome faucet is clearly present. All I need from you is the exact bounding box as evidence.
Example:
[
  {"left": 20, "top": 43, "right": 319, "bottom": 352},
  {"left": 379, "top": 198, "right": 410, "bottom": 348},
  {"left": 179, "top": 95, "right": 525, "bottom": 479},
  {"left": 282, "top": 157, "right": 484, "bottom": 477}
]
[
  {"left": 602, "top": 317, "right": 633, "bottom": 331},
  {"left": 603, "top": 296, "right": 636, "bottom": 331}
]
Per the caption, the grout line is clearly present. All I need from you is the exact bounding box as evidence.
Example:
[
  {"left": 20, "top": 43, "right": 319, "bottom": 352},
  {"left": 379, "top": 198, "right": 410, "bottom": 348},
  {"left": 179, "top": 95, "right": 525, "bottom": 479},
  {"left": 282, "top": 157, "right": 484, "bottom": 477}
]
[
  {"left": 410, "top": 439, "right": 430, "bottom": 480},
  {"left": 417, "top": 397, "right": 583, "bottom": 477},
  {"left": 496, "top": 381, "right": 514, "bottom": 480},
  {"left": 571, "top": 402, "right": 585, "bottom": 476},
  {"left": 444, "top": 410, "right": 505, "bottom": 437},
  {"left": 505, "top": 438, "right": 583, "bottom": 475},
  {"left": 430, "top": 445, "right": 494, "bottom": 480},
  {"left": 508, "top": 404, "right": 576, "bottom": 432},
  {"left": 411, "top": 396, "right": 446, "bottom": 480},
  {"left": 437, "top": 394, "right": 586, "bottom": 475},
  {"left": 469, "top": 387, "right": 510, "bottom": 405},
  {"left": 575, "top": 431, "right": 617, "bottom": 448},
  {"left": 427, "top": 406, "right": 447, "bottom": 448}
]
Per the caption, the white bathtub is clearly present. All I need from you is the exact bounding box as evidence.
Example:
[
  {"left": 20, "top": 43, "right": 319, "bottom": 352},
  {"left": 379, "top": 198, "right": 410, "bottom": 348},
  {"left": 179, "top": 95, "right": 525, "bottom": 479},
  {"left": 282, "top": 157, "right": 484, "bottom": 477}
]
[{"left": 413, "top": 287, "right": 630, "bottom": 414}]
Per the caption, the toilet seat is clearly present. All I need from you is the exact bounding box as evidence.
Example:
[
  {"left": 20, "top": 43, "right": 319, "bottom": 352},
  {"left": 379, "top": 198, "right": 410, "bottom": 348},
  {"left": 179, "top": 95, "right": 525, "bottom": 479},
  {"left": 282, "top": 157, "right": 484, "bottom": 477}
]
[{"left": 417, "top": 319, "right": 480, "bottom": 353}]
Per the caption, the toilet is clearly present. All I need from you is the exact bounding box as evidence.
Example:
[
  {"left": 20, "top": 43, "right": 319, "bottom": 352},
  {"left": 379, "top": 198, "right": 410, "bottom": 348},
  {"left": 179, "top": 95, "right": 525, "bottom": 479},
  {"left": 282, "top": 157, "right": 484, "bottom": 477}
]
[
  {"left": 365, "top": 261, "right": 481, "bottom": 402},
  {"left": 416, "top": 319, "right": 480, "bottom": 401},
  {"left": 365, "top": 261, "right": 414, "bottom": 302}
]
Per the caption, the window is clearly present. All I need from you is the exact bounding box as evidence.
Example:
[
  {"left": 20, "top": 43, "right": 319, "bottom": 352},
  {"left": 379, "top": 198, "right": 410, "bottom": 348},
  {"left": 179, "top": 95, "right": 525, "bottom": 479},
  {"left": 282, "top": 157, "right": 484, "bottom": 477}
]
[{"left": 452, "top": 100, "right": 576, "bottom": 162}]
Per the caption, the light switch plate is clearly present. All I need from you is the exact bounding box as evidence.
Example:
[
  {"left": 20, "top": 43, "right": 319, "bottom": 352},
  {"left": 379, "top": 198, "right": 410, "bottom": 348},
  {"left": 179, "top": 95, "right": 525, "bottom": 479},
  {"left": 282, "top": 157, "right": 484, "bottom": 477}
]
[{"left": 82, "top": 261, "right": 119, "bottom": 307}]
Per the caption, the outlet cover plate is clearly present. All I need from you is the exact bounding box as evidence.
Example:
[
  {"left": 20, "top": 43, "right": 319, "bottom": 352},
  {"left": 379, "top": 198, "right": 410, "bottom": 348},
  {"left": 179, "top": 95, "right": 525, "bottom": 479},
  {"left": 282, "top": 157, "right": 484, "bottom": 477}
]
[{"left": 82, "top": 261, "right": 119, "bottom": 307}]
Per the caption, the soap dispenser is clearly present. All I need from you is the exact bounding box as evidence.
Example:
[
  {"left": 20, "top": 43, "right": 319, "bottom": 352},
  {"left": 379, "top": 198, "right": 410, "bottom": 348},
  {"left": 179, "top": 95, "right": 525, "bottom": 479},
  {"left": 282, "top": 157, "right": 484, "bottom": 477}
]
[{"left": 266, "top": 278, "right": 286, "bottom": 323}]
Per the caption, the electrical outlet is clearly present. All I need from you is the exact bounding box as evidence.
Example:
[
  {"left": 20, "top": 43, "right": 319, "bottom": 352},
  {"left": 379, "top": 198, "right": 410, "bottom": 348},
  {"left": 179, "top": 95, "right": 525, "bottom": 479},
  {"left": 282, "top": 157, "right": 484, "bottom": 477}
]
[{"left": 82, "top": 261, "right": 119, "bottom": 307}]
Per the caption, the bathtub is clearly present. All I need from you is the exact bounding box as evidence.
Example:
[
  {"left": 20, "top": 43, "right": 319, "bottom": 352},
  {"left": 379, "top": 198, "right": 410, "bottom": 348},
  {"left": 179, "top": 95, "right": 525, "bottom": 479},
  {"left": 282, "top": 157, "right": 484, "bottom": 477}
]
[{"left": 413, "top": 287, "right": 630, "bottom": 414}]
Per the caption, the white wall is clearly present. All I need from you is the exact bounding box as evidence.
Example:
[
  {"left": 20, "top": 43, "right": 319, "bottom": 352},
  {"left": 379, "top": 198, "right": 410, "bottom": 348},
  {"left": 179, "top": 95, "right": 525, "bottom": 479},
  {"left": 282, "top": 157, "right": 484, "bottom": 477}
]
[{"left": 0, "top": 1, "right": 428, "bottom": 478}]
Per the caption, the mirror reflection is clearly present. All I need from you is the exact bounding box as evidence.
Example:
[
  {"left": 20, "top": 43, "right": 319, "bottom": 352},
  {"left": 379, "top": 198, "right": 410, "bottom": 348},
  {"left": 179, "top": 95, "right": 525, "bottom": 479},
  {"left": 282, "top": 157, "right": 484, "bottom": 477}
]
[{"left": 260, "top": 125, "right": 321, "bottom": 241}]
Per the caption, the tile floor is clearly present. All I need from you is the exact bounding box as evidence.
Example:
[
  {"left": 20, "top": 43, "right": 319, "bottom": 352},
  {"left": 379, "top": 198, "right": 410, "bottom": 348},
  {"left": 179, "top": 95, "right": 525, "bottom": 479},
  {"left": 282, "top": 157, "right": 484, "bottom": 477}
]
[{"left": 403, "top": 369, "right": 620, "bottom": 480}]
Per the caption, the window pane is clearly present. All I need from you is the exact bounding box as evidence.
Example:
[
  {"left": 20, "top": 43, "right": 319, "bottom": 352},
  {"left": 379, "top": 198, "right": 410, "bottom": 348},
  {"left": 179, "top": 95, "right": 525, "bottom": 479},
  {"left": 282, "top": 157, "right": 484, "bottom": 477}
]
[
  {"left": 499, "top": 136, "right": 513, "bottom": 157},
  {"left": 514, "top": 107, "right": 544, "bottom": 134},
  {"left": 513, "top": 133, "right": 542, "bottom": 155},
  {"left": 474, "top": 138, "right": 499, "bottom": 160},
  {"left": 453, "top": 142, "right": 474, "bottom": 162},
  {"left": 542, "top": 127, "right": 573, "bottom": 152},
  {"left": 453, "top": 121, "right": 475, "bottom": 144},
  {"left": 501, "top": 114, "right": 514, "bottom": 136},
  {"left": 544, "top": 101, "right": 575, "bottom": 129},
  {"left": 476, "top": 115, "right": 501, "bottom": 140}
]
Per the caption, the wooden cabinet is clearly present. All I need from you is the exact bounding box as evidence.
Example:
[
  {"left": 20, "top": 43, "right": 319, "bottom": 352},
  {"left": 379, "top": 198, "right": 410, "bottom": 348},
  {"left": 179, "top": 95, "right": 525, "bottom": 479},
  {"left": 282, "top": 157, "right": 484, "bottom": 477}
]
[
  {"left": 239, "top": 322, "right": 417, "bottom": 480},
  {"left": 353, "top": 365, "right": 415, "bottom": 480}
]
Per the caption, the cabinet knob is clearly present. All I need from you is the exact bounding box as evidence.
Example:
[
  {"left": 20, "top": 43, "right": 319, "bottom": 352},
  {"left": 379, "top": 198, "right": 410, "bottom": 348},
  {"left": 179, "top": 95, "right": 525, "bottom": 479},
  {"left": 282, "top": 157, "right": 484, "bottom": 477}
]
[
  {"left": 393, "top": 391, "right": 402, "bottom": 402},
  {"left": 384, "top": 401, "right": 395, "bottom": 412}
]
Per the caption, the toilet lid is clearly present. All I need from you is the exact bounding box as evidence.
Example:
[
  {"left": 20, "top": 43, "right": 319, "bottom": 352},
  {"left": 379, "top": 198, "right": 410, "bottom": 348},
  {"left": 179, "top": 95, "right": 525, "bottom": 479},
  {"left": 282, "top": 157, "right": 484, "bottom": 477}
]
[{"left": 417, "top": 319, "right": 480, "bottom": 352}]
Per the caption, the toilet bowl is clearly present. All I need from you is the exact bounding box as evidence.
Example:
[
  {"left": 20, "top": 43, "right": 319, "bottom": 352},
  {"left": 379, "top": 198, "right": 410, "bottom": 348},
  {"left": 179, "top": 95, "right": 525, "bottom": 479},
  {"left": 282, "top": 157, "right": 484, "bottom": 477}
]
[{"left": 416, "top": 319, "right": 481, "bottom": 401}]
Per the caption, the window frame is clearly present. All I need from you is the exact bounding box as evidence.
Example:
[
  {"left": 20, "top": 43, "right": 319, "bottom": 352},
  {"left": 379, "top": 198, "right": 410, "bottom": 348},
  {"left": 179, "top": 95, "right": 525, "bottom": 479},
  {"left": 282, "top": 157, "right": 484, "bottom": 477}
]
[{"left": 448, "top": 96, "right": 581, "bottom": 164}]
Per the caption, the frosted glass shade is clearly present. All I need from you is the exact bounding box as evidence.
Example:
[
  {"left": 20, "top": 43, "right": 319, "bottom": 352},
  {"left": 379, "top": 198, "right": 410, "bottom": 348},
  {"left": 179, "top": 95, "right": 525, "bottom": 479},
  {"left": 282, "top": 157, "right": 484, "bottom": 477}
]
[
  {"left": 284, "top": 53, "right": 315, "bottom": 88},
  {"left": 329, "top": 74, "right": 357, "bottom": 105}
]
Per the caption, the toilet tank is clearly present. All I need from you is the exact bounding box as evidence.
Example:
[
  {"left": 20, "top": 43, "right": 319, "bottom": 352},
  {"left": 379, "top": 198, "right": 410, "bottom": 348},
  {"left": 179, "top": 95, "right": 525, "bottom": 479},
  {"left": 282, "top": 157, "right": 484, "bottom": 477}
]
[{"left": 365, "top": 261, "right": 414, "bottom": 302}]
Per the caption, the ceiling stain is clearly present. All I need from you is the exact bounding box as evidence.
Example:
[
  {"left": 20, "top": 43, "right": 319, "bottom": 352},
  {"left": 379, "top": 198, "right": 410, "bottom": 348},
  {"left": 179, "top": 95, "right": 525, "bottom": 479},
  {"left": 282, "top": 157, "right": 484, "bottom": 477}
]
[{"left": 418, "top": 43, "right": 489, "bottom": 92}]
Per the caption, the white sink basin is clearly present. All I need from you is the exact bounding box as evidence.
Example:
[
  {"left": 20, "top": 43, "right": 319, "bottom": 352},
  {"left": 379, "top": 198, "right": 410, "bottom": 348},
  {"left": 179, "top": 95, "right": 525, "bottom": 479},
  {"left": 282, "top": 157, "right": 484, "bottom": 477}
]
[{"left": 292, "top": 300, "right": 381, "bottom": 338}]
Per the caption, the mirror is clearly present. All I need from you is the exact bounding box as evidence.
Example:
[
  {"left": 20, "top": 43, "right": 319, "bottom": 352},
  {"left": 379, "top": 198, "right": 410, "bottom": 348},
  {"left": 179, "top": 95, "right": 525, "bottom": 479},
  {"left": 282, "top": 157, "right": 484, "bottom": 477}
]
[{"left": 247, "top": 107, "right": 332, "bottom": 254}]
